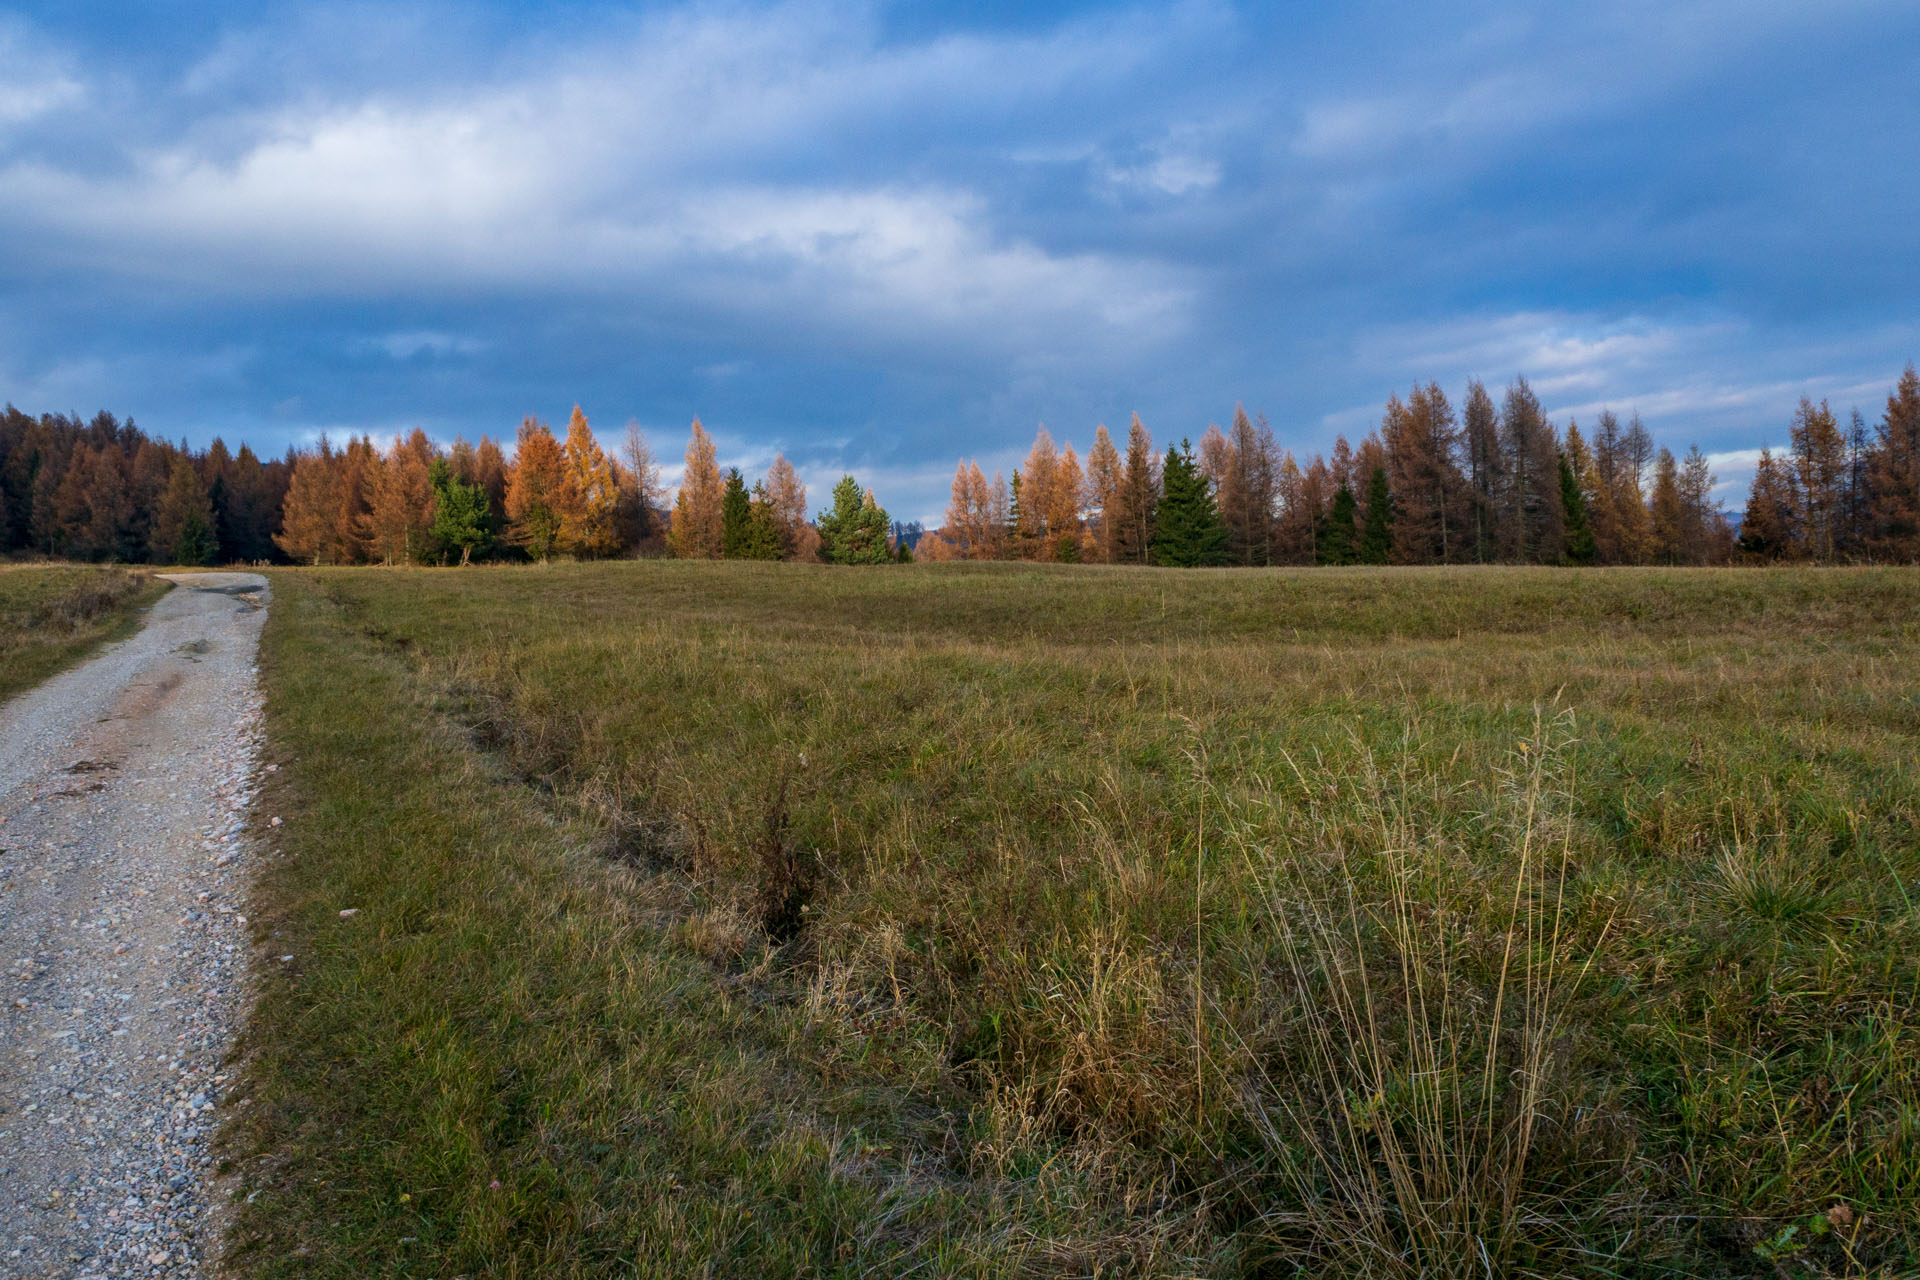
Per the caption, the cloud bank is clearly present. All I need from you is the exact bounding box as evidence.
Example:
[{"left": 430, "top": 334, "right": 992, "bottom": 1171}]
[{"left": 1, "top": 1, "right": 1915, "bottom": 520}]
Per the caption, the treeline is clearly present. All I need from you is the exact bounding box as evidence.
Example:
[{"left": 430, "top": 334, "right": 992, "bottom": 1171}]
[
  {"left": 7, "top": 363, "right": 1916, "bottom": 568},
  {"left": 926, "top": 378, "right": 1732, "bottom": 566},
  {"left": 1737, "top": 366, "right": 1920, "bottom": 561},
  {"left": 272, "top": 408, "right": 657, "bottom": 566},
  {"left": 0, "top": 407, "right": 289, "bottom": 564},
  {"left": 272, "top": 409, "right": 903, "bottom": 566},
  {"left": 928, "top": 365, "right": 1920, "bottom": 567}
]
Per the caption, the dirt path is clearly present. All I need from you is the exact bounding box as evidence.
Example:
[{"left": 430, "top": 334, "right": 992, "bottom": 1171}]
[{"left": 0, "top": 573, "right": 268, "bottom": 1279}]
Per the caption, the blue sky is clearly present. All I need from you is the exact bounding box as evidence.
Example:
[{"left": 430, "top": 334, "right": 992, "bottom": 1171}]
[{"left": 2, "top": 1, "right": 1916, "bottom": 522}]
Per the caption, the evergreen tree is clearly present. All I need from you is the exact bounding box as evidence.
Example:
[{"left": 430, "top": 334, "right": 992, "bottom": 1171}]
[
  {"left": 1151, "top": 440, "right": 1229, "bottom": 567},
  {"left": 428, "top": 458, "right": 491, "bottom": 565},
  {"left": 740, "top": 483, "right": 785, "bottom": 560},
  {"left": 1317, "top": 485, "right": 1358, "bottom": 565},
  {"left": 1558, "top": 452, "right": 1595, "bottom": 564},
  {"left": 815, "top": 475, "right": 892, "bottom": 564},
  {"left": 1358, "top": 464, "right": 1392, "bottom": 564},
  {"left": 720, "top": 467, "right": 753, "bottom": 558}
]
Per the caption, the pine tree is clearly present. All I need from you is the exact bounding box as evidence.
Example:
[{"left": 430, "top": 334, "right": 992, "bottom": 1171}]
[
  {"left": 1739, "top": 448, "right": 1795, "bottom": 561},
  {"left": 1498, "top": 379, "right": 1565, "bottom": 563},
  {"left": 81, "top": 446, "right": 138, "bottom": 561},
  {"left": 1840, "top": 409, "right": 1872, "bottom": 559},
  {"left": 331, "top": 436, "right": 378, "bottom": 564},
  {"left": 428, "top": 458, "right": 490, "bottom": 565},
  {"left": 1462, "top": 380, "right": 1502, "bottom": 563},
  {"left": 1273, "top": 453, "right": 1318, "bottom": 564},
  {"left": 741, "top": 483, "right": 785, "bottom": 560},
  {"left": 1589, "top": 410, "right": 1653, "bottom": 564},
  {"left": 505, "top": 417, "right": 570, "bottom": 562},
  {"left": 1317, "top": 485, "right": 1358, "bottom": 565},
  {"left": 941, "top": 461, "right": 978, "bottom": 558},
  {"left": 274, "top": 441, "right": 344, "bottom": 566},
  {"left": 361, "top": 435, "right": 436, "bottom": 565},
  {"left": 1558, "top": 452, "right": 1595, "bottom": 564},
  {"left": 1085, "top": 424, "right": 1122, "bottom": 562},
  {"left": 984, "top": 470, "right": 1011, "bottom": 560},
  {"left": 1047, "top": 443, "right": 1085, "bottom": 562},
  {"left": 559, "top": 405, "right": 620, "bottom": 558},
  {"left": 762, "top": 454, "right": 812, "bottom": 560},
  {"left": 667, "top": 418, "right": 724, "bottom": 559},
  {"left": 1151, "top": 440, "right": 1229, "bottom": 567},
  {"left": 720, "top": 467, "right": 753, "bottom": 558},
  {"left": 1006, "top": 469, "right": 1027, "bottom": 559},
  {"left": 1677, "top": 445, "right": 1718, "bottom": 565},
  {"left": 153, "top": 456, "right": 216, "bottom": 565},
  {"left": 942, "top": 459, "right": 1002, "bottom": 559},
  {"left": 816, "top": 475, "right": 892, "bottom": 564},
  {"left": 619, "top": 420, "right": 663, "bottom": 550},
  {"left": 473, "top": 436, "right": 510, "bottom": 538},
  {"left": 1648, "top": 449, "right": 1686, "bottom": 564},
  {"left": 1016, "top": 428, "right": 1061, "bottom": 558},
  {"left": 1110, "top": 415, "right": 1158, "bottom": 564},
  {"left": 1358, "top": 465, "right": 1392, "bottom": 564},
  {"left": 1867, "top": 365, "right": 1920, "bottom": 561},
  {"left": 1788, "top": 398, "right": 1846, "bottom": 562},
  {"left": 1382, "top": 383, "right": 1465, "bottom": 564}
]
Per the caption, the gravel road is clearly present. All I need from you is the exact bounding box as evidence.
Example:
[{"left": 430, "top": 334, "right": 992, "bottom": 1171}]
[{"left": 1, "top": 573, "right": 268, "bottom": 1279}]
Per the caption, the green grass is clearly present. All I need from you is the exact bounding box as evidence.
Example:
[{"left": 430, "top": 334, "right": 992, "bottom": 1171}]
[
  {"left": 230, "top": 563, "right": 1920, "bottom": 1278},
  {"left": 0, "top": 563, "right": 169, "bottom": 703}
]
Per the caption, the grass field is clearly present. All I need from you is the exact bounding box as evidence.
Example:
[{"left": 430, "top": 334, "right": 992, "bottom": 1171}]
[
  {"left": 0, "top": 564, "right": 169, "bottom": 703},
  {"left": 227, "top": 563, "right": 1920, "bottom": 1278}
]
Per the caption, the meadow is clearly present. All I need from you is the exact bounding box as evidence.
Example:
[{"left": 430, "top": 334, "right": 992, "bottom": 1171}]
[
  {"left": 0, "top": 564, "right": 168, "bottom": 702},
  {"left": 227, "top": 562, "right": 1920, "bottom": 1278}
]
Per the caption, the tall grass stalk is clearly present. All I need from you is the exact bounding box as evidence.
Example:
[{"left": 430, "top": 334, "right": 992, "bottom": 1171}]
[{"left": 1243, "top": 713, "right": 1612, "bottom": 1277}]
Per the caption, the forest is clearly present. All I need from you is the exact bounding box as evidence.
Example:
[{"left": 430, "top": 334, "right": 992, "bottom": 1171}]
[{"left": 2, "top": 364, "right": 1916, "bottom": 568}]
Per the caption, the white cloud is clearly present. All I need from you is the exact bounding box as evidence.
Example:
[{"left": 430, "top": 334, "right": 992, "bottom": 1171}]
[
  {"left": 374, "top": 331, "right": 486, "bottom": 360},
  {"left": 1100, "top": 150, "right": 1222, "bottom": 197},
  {"left": 0, "top": 5, "right": 1199, "bottom": 369},
  {"left": 0, "top": 21, "right": 84, "bottom": 129}
]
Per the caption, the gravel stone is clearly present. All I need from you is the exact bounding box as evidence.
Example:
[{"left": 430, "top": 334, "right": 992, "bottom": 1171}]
[{"left": 0, "top": 573, "right": 267, "bottom": 1278}]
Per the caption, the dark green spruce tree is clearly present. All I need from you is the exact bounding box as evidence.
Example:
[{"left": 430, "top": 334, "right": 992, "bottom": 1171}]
[
  {"left": 1358, "top": 465, "right": 1392, "bottom": 565},
  {"left": 1317, "top": 485, "right": 1358, "bottom": 565},
  {"left": 429, "top": 458, "right": 491, "bottom": 565},
  {"left": 720, "top": 468, "right": 753, "bottom": 558},
  {"left": 739, "top": 482, "right": 784, "bottom": 560},
  {"left": 1150, "top": 440, "right": 1229, "bottom": 567},
  {"left": 1557, "top": 453, "right": 1596, "bottom": 564},
  {"left": 816, "top": 475, "right": 893, "bottom": 564}
]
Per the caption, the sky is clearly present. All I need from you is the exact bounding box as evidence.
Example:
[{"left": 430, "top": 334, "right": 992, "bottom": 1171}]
[{"left": 2, "top": 1, "right": 1917, "bottom": 523}]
